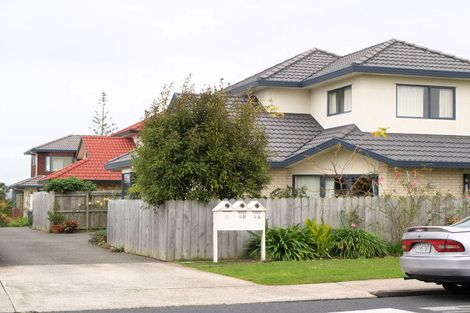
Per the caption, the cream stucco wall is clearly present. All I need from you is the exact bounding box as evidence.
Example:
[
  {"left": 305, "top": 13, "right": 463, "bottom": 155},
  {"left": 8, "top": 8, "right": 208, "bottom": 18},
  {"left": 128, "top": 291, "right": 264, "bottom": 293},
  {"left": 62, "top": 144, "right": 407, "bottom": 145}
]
[
  {"left": 255, "top": 88, "right": 310, "bottom": 114},
  {"left": 289, "top": 146, "right": 380, "bottom": 176},
  {"left": 309, "top": 74, "right": 470, "bottom": 135}
]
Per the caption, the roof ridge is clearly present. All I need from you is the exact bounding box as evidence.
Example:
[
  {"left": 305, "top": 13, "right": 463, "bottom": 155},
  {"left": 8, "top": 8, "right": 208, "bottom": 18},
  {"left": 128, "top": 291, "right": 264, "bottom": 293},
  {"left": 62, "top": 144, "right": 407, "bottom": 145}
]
[
  {"left": 286, "top": 124, "right": 358, "bottom": 158},
  {"left": 353, "top": 39, "right": 397, "bottom": 65},
  {"left": 261, "top": 49, "right": 328, "bottom": 79},
  {"left": 10, "top": 175, "right": 46, "bottom": 187},
  {"left": 83, "top": 135, "right": 134, "bottom": 139},
  {"left": 391, "top": 39, "right": 470, "bottom": 65},
  {"left": 30, "top": 134, "right": 82, "bottom": 150},
  {"left": 325, "top": 39, "right": 394, "bottom": 64}
]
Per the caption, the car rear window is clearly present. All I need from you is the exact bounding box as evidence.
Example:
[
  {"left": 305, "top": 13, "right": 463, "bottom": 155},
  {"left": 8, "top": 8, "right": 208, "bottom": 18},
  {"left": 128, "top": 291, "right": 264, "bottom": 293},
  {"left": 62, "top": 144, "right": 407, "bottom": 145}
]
[{"left": 453, "top": 216, "right": 470, "bottom": 227}]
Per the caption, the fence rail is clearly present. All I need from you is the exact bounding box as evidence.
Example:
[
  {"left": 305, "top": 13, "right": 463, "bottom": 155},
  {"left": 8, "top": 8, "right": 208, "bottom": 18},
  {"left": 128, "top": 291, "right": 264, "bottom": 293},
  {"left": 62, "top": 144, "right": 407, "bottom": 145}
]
[
  {"left": 32, "top": 191, "right": 120, "bottom": 231},
  {"left": 107, "top": 196, "right": 470, "bottom": 261}
]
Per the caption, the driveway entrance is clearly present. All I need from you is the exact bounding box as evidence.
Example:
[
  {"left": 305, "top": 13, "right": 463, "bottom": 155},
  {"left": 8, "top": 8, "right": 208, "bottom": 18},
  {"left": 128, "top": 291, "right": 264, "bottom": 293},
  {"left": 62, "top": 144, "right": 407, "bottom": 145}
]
[
  {"left": 0, "top": 227, "right": 151, "bottom": 266},
  {"left": 0, "top": 228, "right": 435, "bottom": 312}
]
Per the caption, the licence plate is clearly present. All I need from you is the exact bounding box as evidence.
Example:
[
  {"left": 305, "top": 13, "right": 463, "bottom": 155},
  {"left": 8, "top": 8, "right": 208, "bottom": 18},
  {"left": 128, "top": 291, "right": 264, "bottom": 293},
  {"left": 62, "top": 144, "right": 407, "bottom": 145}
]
[{"left": 413, "top": 243, "right": 432, "bottom": 253}]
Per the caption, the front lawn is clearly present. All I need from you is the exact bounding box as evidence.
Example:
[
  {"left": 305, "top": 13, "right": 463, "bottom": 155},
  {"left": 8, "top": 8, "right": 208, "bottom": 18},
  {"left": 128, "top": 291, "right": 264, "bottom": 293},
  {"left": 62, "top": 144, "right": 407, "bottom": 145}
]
[{"left": 180, "top": 256, "right": 403, "bottom": 285}]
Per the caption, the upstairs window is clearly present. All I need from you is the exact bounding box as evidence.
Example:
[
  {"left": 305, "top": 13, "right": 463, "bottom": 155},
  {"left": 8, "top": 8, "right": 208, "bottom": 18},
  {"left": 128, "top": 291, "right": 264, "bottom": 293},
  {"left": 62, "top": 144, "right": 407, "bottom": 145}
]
[
  {"left": 397, "top": 85, "right": 455, "bottom": 119},
  {"left": 328, "top": 86, "right": 352, "bottom": 116},
  {"left": 45, "top": 156, "right": 74, "bottom": 172}
]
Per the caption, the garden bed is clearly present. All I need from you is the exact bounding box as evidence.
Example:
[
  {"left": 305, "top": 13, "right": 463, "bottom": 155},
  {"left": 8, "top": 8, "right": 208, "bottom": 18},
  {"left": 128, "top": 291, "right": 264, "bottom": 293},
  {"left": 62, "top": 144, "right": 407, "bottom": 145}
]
[{"left": 180, "top": 257, "right": 403, "bottom": 285}]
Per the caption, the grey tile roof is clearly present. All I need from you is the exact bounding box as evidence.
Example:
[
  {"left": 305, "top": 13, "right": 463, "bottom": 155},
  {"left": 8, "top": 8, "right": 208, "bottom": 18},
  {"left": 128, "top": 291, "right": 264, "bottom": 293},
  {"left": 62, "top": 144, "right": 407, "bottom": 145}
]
[
  {"left": 25, "top": 135, "right": 83, "bottom": 154},
  {"left": 230, "top": 39, "right": 470, "bottom": 92},
  {"left": 306, "top": 39, "right": 470, "bottom": 81},
  {"left": 105, "top": 151, "right": 134, "bottom": 170},
  {"left": 10, "top": 175, "right": 46, "bottom": 189},
  {"left": 258, "top": 113, "right": 323, "bottom": 162},
  {"left": 358, "top": 40, "right": 470, "bottom": 72},
  {"left": 269, "top": 118, "right": 470, "bottom": 167},
  {"left": 305, "top": 40, "right": 396, "bottom": 80},
  {"left": 227, "top": 49, "right": 339, "bottom": 92}
]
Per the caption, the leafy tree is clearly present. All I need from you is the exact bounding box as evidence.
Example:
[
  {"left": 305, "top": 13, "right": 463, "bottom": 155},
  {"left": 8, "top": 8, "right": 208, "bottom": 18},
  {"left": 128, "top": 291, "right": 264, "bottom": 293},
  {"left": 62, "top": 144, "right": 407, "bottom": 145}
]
[
  {"left": 44, "top": 177, "right": 97, "bottom": 193},
  {"left": 0, "top": 182, "right": 7, "bottom": 200},
  {"left": 133, "top": 80, "right": 270, "bottom": 205},
  {"left": 90, "top": 91, "right": 118, "bottom": 135}
]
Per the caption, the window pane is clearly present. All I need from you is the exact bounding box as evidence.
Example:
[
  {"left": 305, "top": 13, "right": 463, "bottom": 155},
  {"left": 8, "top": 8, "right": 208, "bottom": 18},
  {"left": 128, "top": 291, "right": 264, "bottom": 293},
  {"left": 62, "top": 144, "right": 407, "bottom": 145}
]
[
  {"left": 50, "top": 156, "right": 73, "bottom": 171},
  {"left": 397, "top": 86, "right": 425, "bottom": 117},
  {"left": 324, "top": 177, "right": 335, "bottom": 198},
  {"left": 328, "top": 92, "right": 337, "bottom": 114},
  {"left": 46, "top": 156, "right": 51, "bottom": 171},
  {"left": 294, "top": 176, "right": 321, "bottom": 197},
  {"left": 439, "top": 89, "right": 454, "bottom": 118},
  {"left": 343, "top": 87, "right": 352, "bottom": 112}
]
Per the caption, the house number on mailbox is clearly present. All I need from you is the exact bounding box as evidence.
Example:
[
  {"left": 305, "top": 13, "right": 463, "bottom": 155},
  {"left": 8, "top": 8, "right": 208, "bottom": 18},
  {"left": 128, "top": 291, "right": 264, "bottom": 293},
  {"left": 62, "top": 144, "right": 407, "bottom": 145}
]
[{"left": 212, "top": 200, "right": 266, "bottom": 263}]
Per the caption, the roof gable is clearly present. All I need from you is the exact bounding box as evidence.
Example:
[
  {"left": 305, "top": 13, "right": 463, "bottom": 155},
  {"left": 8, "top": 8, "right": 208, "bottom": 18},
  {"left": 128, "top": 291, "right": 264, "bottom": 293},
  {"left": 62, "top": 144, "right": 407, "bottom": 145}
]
[
  {"left": 44, "top": 136, "right": 136, "bottom": 181},
  {"left": 230, "top": 39, "right": 470, "bottom": 92},
  {"left": 25, "top": 135, "right": 83, "bottom": 155},
  {"left": 227, "top": 49, "right": 339, "bottom": 93}
]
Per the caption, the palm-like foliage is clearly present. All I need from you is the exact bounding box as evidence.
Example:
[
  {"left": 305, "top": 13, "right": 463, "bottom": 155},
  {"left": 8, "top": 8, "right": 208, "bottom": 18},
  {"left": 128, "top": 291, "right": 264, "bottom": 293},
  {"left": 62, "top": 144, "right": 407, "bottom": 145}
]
[{"left": 249, "top": 225, "right": 316, "bottom": 261}]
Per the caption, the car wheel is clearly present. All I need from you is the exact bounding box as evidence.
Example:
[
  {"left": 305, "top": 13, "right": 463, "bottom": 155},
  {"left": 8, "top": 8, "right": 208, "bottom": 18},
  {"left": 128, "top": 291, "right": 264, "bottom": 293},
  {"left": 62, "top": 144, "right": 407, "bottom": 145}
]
[{"left": 442, "top": 283, "right": 470, "bottom": 294}]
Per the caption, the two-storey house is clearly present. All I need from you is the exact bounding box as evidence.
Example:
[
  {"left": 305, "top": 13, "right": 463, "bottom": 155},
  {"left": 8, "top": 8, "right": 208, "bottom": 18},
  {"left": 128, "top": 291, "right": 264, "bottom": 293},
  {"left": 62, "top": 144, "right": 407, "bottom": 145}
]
[
  {"left": 227, "top": 39, "right": 470, "bottom": 197},
  {"left": 10, "top": 135, "right": 82, "bottom": 214},
  {"left": 107, "top": 39, "right": 470, "bottom": 198}
]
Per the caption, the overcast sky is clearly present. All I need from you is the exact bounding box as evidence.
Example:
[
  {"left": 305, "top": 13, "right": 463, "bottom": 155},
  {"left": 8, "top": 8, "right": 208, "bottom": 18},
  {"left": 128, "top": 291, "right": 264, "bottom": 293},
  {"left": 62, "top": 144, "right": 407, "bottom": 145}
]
[{"left": 1, "top": 0, "right": 470, "bottom": 185}]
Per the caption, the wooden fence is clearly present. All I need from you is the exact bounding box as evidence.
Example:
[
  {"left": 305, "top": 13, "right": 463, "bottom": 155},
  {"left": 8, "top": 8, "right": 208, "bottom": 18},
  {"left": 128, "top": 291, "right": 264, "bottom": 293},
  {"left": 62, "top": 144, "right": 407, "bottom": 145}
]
[
  {"left": 107, "top": 197, "right": 470, "bottom": 261},
  {"left": 32, "top": 192, "right": 54, "bottom": 232},
  {"left": 32, "top": 191, "right": 120, "bottom": 231}
]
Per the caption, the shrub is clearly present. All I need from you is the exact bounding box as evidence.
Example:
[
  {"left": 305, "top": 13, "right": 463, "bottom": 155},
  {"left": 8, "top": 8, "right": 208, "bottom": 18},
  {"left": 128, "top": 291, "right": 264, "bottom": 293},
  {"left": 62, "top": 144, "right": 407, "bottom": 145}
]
[
  {"left": 330, "top": 227, "right": 388, "bottom": 259},
  {"left": 59, "top": 220, "right": 79, "bottom": 233},
  {"left": 305, "top": 219, "right": 333, "bottom": 258},
  {"left": 133, "top": 81, "right": 270, "bottom": 205},
  {"left": 249, "top": 225, "right": 316, "bottom": 261},
  {"left": 47, "top": 211, "right": 65, "bottom": 225},
  {"left": 270, "top": 186, "right": 307, "bottom": 198},
  {"left": 89, "top": 230, "right": 107, "bottom": 246},
  {"left": 7, "top": 217, "right": 30, "bottom": 227},
  {"left": 387, "top": 242, "right": 404, "bottom": 256},
  {"left": 45, "top": 177, "right": 97, "bottom": 193}
]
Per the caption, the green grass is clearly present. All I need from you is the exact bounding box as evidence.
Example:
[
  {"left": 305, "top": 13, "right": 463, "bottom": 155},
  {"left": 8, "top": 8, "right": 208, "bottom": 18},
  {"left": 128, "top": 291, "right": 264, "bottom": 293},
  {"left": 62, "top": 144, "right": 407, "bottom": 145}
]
[{"left": 180, "top": 257, "right": 403, "bottom": 285}]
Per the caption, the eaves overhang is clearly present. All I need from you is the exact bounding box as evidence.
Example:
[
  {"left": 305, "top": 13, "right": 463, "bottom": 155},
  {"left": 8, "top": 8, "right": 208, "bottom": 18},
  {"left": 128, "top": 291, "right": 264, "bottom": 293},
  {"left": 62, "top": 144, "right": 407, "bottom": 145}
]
[
  {"left": 229, "top": 65, "right": 470, "bottom": 95},
  {"left": 269, "top": 138, "right": 470, "bottom": 170}
]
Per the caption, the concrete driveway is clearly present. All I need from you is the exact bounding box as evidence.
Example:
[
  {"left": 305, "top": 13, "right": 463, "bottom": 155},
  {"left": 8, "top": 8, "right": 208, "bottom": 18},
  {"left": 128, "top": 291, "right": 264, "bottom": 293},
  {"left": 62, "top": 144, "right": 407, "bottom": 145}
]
[{"left": 0, "top": 228, "right": 438, "bottom": 312}]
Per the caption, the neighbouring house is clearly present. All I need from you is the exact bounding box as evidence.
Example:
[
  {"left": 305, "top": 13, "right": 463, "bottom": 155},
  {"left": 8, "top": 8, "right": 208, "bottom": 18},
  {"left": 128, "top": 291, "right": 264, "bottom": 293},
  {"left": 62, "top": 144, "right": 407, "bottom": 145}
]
[
  {"left": 108, "top": 39, "right": 470, "bottom": 198},
  {"left": 104, "top": 122, "right": 143, "bottom": 197},
  {"left": 41, "top": 136, "right": 136, "bottom": 191},
  {"left": 10, "top": 135, "right": 82, "bottom": 215}
]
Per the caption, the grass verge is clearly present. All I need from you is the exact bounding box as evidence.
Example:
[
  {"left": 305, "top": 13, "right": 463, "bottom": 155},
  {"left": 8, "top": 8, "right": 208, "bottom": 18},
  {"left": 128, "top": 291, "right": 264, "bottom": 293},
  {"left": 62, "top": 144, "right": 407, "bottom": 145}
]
[{"left": 180, "top": 256, "right": 403, "bottom": 285}]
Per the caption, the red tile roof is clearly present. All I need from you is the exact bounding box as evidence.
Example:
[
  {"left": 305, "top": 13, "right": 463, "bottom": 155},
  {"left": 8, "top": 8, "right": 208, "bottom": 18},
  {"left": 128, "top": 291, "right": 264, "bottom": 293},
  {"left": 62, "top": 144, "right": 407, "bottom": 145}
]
[
  {"left": 111, "top": 121, "right": 144, "bottom": 137},
  {"left": 44, "top": 136, "right": 136, "bottom": 181}
]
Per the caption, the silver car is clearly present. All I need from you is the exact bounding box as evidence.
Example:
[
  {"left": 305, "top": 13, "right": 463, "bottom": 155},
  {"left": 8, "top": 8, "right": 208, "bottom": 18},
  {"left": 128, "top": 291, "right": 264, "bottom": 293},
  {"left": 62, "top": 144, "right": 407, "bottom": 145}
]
[{"left": 400, "top": 217, "right": 470, "bottom": 293}]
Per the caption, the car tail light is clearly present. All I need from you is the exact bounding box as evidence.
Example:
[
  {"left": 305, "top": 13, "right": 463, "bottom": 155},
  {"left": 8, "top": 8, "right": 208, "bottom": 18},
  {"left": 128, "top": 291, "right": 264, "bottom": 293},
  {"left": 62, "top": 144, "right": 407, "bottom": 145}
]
[
  {"left": 401, "top": 239, "right": 465, "bottom": 252},
  {"left": 402, "top": 239, "right": 414, "bottom": 252}
]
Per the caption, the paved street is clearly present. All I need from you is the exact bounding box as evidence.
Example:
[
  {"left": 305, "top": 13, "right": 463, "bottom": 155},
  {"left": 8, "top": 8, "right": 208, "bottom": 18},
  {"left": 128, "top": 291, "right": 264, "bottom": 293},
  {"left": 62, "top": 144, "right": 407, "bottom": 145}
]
[
  {"left": 0, "top": 228, "right": 450, "bottom": 313},
  {"left": 49, "top": 295, "right": 470, "bottom": 313}
]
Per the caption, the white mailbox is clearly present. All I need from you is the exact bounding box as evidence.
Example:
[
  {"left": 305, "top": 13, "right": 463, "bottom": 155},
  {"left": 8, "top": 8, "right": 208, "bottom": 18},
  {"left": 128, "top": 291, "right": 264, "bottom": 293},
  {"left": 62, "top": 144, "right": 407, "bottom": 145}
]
[{"left": 213, "top": 200, "right": 266, "bottom": 263}]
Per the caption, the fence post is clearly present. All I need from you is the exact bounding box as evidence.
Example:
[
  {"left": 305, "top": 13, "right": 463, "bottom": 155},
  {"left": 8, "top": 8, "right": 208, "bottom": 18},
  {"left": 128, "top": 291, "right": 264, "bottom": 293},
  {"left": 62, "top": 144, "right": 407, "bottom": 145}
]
[{"left": 85, "top": 193, "right": 89, "bottom": 231}]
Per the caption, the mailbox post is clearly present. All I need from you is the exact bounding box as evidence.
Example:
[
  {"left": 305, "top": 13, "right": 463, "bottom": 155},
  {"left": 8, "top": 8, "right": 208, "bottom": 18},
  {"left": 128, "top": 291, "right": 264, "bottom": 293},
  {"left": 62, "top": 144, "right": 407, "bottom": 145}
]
[{"left": 212, "top": 200, "right": 266, "bottom": 263}]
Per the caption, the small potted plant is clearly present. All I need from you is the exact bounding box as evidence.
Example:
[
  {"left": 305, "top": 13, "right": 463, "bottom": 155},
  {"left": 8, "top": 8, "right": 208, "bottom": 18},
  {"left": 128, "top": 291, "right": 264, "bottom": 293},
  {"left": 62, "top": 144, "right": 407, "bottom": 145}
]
[
  {"left": 60, "top": 220, "right": 80, "bottom": 233},
  {"left": 47, "top": 211, "right": 65, "bottom": 233}
]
